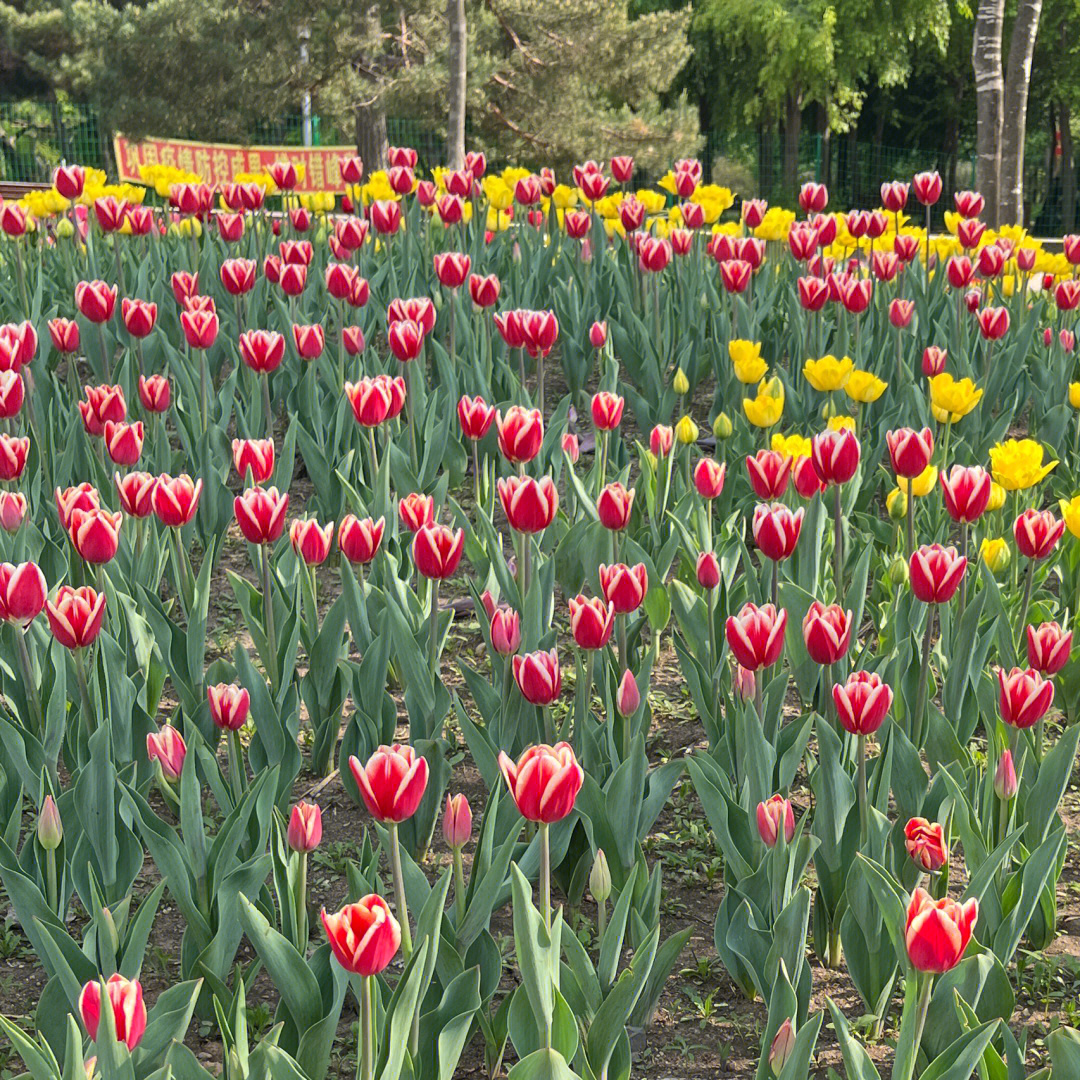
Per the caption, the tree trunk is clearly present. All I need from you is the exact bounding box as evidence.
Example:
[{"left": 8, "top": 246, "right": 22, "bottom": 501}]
[
  {"left": 782, "top": 92, "right": 802, "bottom": 198},
  {"left": 944, "top": 114, "right": 960, "bottom": 205},
  {"left": 998, "top": 0, "right": 1044, "bottom": 225},
  {"left": 355, "top": 101, "right": 387, "bottom": 172},
  {"left": 759, "top": 124, "right": 775, "bottom": 198},
  {"left": 445, "top": 0, "right": 467, "bottom": 168},
  {"left": 1062, "top": 100, "right": 1076, "bottom": 233},
  {"left": 972, "top": 0, "right": 1006, "bottom": 227}
]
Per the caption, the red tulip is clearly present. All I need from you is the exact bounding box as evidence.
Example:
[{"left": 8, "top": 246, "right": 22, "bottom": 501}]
[
  {"left": 797, "top": 276, "right": 829, "bottom": 311},
  {"left": 75, "top": 280, "right": 117, "bottom": 323},
  {"left": 1016, "top": 247, "right": 1037, "bottom": 271},
  {"left": 79, "top": 974, "right": 146, "bottom": 1051},
  {"left": 494, "top": 309, "right": 526, "bottom": 349},
  {"left": 434, "top": 252, "right": 471, "bottom": 289},
  {"left": 121, "top": 298, "right": 157, "bottom": 338},
  {"left": 910, "top": 544, "right": 966, "bottom": 604},
  {"left": 490, "top": 606, "right": 522, "bottom": 655},
  {"left": 0, "top": 491, "right": 27, "bottom": 533},
  {"left": 696, "top": 551, "right": 721, "bottom": 589},
  {"left": 938, "top": 465, "right": 990, "bottom": 524},
  {"left": 216, "top": 212, "right": 244, "bottom": 242},
  {"left": 46, "top": 585, "right": 105, "bottom": 649},
  {"left": 590, "top": 391, "right": 624, "bottom": 431},
  {"left": 956, "top": 218, "right": 986, "bottom": 249},
  {"left": 1026, "top": 621, "right": 1072, "bottom": 676},
  {"left": 649, "top": 425, "right": 674, "bottom": 458},
  {"left": 443, "top": 794, "right": 472, "bottom": 850},
  {"left": 802, "top": 601, "right": 852, "bottom": 665},
  {"left": 720, "top": 259, "right": 752, "bottom": 293},
  {"left": 55, "top": 483, "right": 100, "bottom": 529},
  {"left": 742, "top": 198, "right": 767, "bottom": 227},
  {"left": 79, "top": 384, "right": 126, "bottom": 437},
  {"left": 221, "top": 258, "right": 257, "bottom": 296},
  {"left": 338, "top": 515, "right": 384, "bottom": 565},
  {"left": 725, "top": 602, "right": 786, "bottom": 670},
  {"left": 0, "top": 561, "right": 47, "bottom": 626},
  {"left": 887, "top": 427, "right": 934, "bottom": 478},
  {"left": 350, "top": 743, "right": 428, "bottom": 822},
  {"left": 994, "top": 751, "right": 1018, "bottom": 801},
  {"left": 290, "top": 323, "right": 324, "bottom": 361},
  {"left": 234, "top": 486, "right": 289, "bottom": 545},
  {"left": 880, "top": 180, "right": 909, "bottom": 212},
  {"left": 839, "top": 277, "right": 873, "bottom": 314},
  {"left": 872, "top": 252, "right": 900, "bottom": 283},
  {"left": 894, "top": 234, "right": 920, "bottom": 262},
  {"left": 906, "top": 888, "right": 977, "bottom": 973},
  {"left": 48, "top": 317, "right": 80, "bottom": 354},
  {"left": 905, "top": 817, "right": 947, "bottom": 871},
  {"left": 54, "top": 164, "right": 85, "bottom": 199},
  {"left": 102, "top": 419, "right": 143, "bottom": 466},
  {"left": 811, "top": 428, "right": 860, "bottom": 486},
  {"left": 146, "top": 724, "right": 186, "bottom": 782},
  {"left": 0, "top": 370, "right": 23, "bottom": 419},
  {"left": 387, "top": 318, "right": 424, "bottom": 362},
  {"left": 752, "top": 502, "right": 803, "bottom": 562},
  {"left": 833, "top": 670, "right": 893, "bottom": 735},
  {"left": 399, "top": 492, "right": 434, "bottom": 532},
  {"left": 498, "top": 475, "right": 559, "bottom": 533},
  {"left": 1014, "top": 508, "right": 1065, "bottom": 561},
  {"left": 798, "top": 182, "right": 828, "bottom": 213},
  {"left": 521, "top": 310, "right": 559, "bottom": 357},
  {"left": 207, "top": 683, "right": 250, "bottom": 731},
  {"left": 746, "top": 450, "right": 791, "bottom": 499},
  {"left": 413, "top": 523, "right": 464, "bottom": 579},
  {"left": 278, "top": 263, "right": 307, "bottom": 297},
  {"left": 68, "top": 507, "right": 121, "bottom": 564},
  {"left": 240, "top": 330, "right": 286, "bottom": 374},
  {"left": 458, "top": 395, "right": 496, "bottom": 440},
  {"left": 0, "top": 434, "right": 28, "bottom": 481},
  {"left": 137, "top": 374, "right": 170, "bottom": 413},
  {"left": 496, "top": 406, "right": 543, "bottom": 463},
  {"left": 232, "top": 438, "right": 274, "bottom": 484},
  {"left": 468, "top": 273, "right": 500, "bottom": 308},
  {"left": 562, "top": 433, "right": 580, "bottom": 463},
  {"left": 290, "top": 518, "right": 333, "bottom": 565},
  {"left": 498, "top": 742, "right": 582, "bottom": 822},
  {"left": 597, "top": 482, "right": 634, "bottom": 531},
  {"left": 335, "top": 217, "right": 368, "bottom": 251},
  {"left": 953, "top": 190, "right": 985, "bottom": 218},
  {"left": 611, "top": 155, "right": 634, "bottom": 183},
  {"left": 342, "top": 326, "right": 365, "bottom": 355},
  {"left": 977, "top": 306, "right": 1009, "bottom": 340},
  {"left": 93, "top": 195, "right": 128, "bottom": 232},
  {"left": 618, "top": 196, "right": 645, "bottom": 232},
  {"left": 569, "top": 595, "right": 615, "bottom": 650},
  {"left": 756, "top": 795, "right": 795, "bottom": 847},
  {"left": 153, "top": 473, "right": 202, "bottom": 528},
  {"left": 888, "top": 298, "right": 914, "bottom": 327},
  {"left": 322, "top": 896, "right": 400, "bottom": 976},
  {"left": 693, "top": 458, "right": 726, "bottom": 500},
  {"left": 599, "top": 561, "right": 647, "bottom": 614},
  {"left": 288, "top": 801, "right": 323, "bottom": 852},
  {"left": 371, "top": 199, "right": 402, "bottom": 234},
  {"left": 922, "top": 346, "right": 947, "bottom": 377},
  {"left": 114, "top": 471, "right": 156, "bottom": 518},
  {"left": 998, "top": 666, "right": 1054, "bottom": 728},
  {"left": 912, "top": 171, "right": 942, "bottom": 205},
  {"left": 346, "top": 375, "right": 404, "bottom": 428},
  {"left": 945, "top": 256, "right": 974, "bottom": 289},
  {"left": 977, "top": 244, "right": 1005, "bottom": 278},
  {"left": 565, "top": 210, "right": 591, "bottom": 239}
]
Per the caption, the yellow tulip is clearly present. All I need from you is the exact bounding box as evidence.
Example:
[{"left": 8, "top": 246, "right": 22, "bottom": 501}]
[
  {"left": 1060, "top": 495, "right": 1080, "bottom": 539},
  {"left": 673, "top": 368, "right": 690, "bottom": 395},
  {"left": 980, "top": 537, "right": 1011, "bottom": 574},
  {"left": 551, "top": 184, "right": 578, "bottom": 210},
  {"left": 928, "top": 373, "right": 983, "bottom": 422},
  {"left": 987, "top": 482, "right": 1007, "bottom": 512},
  {"left": 743, "top": 377, "right": 785, "bottom": 428},
  {"left": 886, "top": 488, "right": 907, "bottom": 519},
  {"left": 754, "top": 207, "right": 795, "bottom": 243},
  {"left": 989, "top": 438, "right": 1058, "bottom": 491},
  {"left": 803, "top": 355, "right": 854, "bottom": 393},
  {"left": 771, "top": 433, "right": 812, "bottom": 459},
  {"left": 897, "top": 465, "right": 939, "bottom": 498},
  {"left": 845, "top": 370, "right": 887, "bottom": 403},
  {"left": 1070, "top": 383, "right": 1080, "bottom": 409},
  {"left": 827, "top": 415, "right": 856, "bottom": 432},
  {"left": 676, "top": 416, "right": 699, "bottom": 444},
  {"left": 729, "top": 340, "right": 768, "bottom": 384}
]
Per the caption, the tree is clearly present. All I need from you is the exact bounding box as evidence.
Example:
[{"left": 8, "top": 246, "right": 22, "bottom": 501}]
[{"left": 445, "top": 0, "right": 466, "bottom": 167}]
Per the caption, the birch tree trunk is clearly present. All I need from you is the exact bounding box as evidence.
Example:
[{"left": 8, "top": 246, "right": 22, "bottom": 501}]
[
  {"left": 972, "top": 0, "right": 1006, "bottom": 227},
  {"left": 998, "top": 0, "right": 1044, "bottom": 225},
  {"left": 445, "top": 0, "right": 467, "bottom": 169}
]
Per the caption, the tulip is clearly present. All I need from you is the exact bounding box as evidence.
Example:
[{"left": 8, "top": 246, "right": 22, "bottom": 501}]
[
  {"left": 957, "top": 218, "right": 986, "bottom": 249},
  {"left": 649, "top": 425, "right": 674, "bottom": 458},
  {"left": 104, "top": 420, "right": 143, "bottom": 466},
  {"left": 569, "top": 595, "right": 615, "bottom": 650},
  {"left": 114, "top": 472, "right": 156, "bottom": 518},
  {"left": 496, "top": 406, "right": 543, "bottom": 463},
  {"left": 467, "top": 273, "right": 500, "bottom": 309},
  {"left": 137, "top": 374, "right": 170, "bottom": 413},
  {"left": 939, "top": 465, "right": 991, "bottom": 525},
  {"left": 913, "top": 171, "right": 942, "bottom": 205},
  {"left": 48, "top": 317, "right": 80, "bottom": 354},
  {"left": 905, "top": 888, "right": 977, "bottom": 973},
  {"left": 221, "top": 258, "right": 257, "bottom": 296},
  {"left": 69, "top": 507, "right": 121, "bottom": 564},
  {"left": 290, "top": 518, "right": 334, "bottom": 565},
  {"left": 599, "top": 561, "right": 647, "bottom": 615},
  {"left": 1014, "top": 508, "right": 1065, "bottom": 561},
  {"left": 457, "top": 395, "right": 496, "bottom": 442},
  {"left": 288, "top": 801, "right": 322, "bottom": 853},
  {"left": 589, "top": 321, "right": 608, "bottom": 349},
  {"left": 905, "top": 817, "right": 948, "bottom": 872},
  {"left": 339, "top": 515, "right": 384, "bottom": 565},
  {"left": 498, "top": 742, "right": 582, "bottom": 825},
  {"left": 922, "top": 346, "right": 947, "bottom": 378},
  {"left": 888, "top": 298, "right": 913, "bottom": 327},
  {"left": 802, "top": 602, "right": 852, "bottom": 666},
  {"left": 79, "top": 975, "right": 146, "bottom": 1051},
  {"left": 997, "top": 666, "right": 1054, "bottom": 729},
  {"left": 720, "top": 259, "right": 752, "bottom": 293},
  {"left": 945, "top": 255, "right": 974, "bottom": 289},
  {"left": 75, "top": 280, "right": 117, "bottom": 324},
  {"left": 0, "top": 434, "right": 28, "bottom": 482},
  {"left": 694, "top": 458, "right": 726, "bottom": 499},
  {"left": 0, "top": 370, "right": 23, "bottom": 419},
  {"left": 994, "top": 750, "right": 1018, "bottom": 801},
  {"left": 322, "top": 896, "right": 400, "bottom": 976},
  {"left": 146, "top": 724, "right": 185, "bottom": 782},
  {"left": 591, "top": 390, "right": 624, "bottom": 431},
  {"left": 79, "top": 384, "right": 126, "bottom": 436},
  {"left": 279, "top": 263, "right": 307, "bottom": 297},
  {"left": 342, "top": 326, "right": 365, "bottom": 355},
  {"left": 977, "top": 306, "right": 1009, "bottom": 341},
  {"left": 562, "top": 433, "right": 580, "bottom": 463},
  {"left": 443, "top": 793, "right": 472, "bottom": 852},
  {"left": 597, "top": 482, "right": 634, "bottom": 531},
  {"left": 498, "top": 474, "right": 559, "bottom": 534},
  {"left": 910, "top": 544, "right": 966, "bottom": 604},
  {"left": 292, "top": 323, "right": 325, "bottom": 361},
  {"left": 725, "top": 602, "right": 786, "bottom": 671},
  {"left": 954, "top": 190, "right": 985, "bottom": 218},
  {"left": 617, "top": 669, "right": 641, "bottom": 717},
  {"left": 239, "top": 329, "right": 286, "bottom": 374},
  {"left": 152, "top": 473, "right": 202, "bottom": 527},
  {"left": 399, "top": 492, "right": 435, "bottom": 532},
  {"left": 696, "top": 551, "right": 721, "bottom": 590},
  {"left": 886, "top": 428, "right": 934, "bottom": 485},
  {"left": 207, "top": 682, "right": 250, "bottom": 732},
  {"left": 0, "top": 491, "right": 26, "bottom": 533},
  {"left": 346, "top": 375, "right": 405, "bottom": 429},
  {"left": 350, "top": 744, "right": 429, "bottom": 824},
  {"left": 434, "top": 252, "right": 471, "bottom": 289},
  {"left": 0, "top": 561, "right": 47, "bottom": 626},
  {"left": 798, "top": 182, "right": 828, "bottom": 213},
  {"left": 490, "top": 606, "right": 522, "bottom": 655},
  {"left": 756, "top": 794, "right": 795, "bottom": 847},
  {"left": 232, "top": 438, "right": 275, "bottom": 484},
  {"left": 832, "top": 670, "right": 892, "bottom": 736},
  {"left": 55, "top": 483, "right": 99, "bottom": 530},
  {"left": 371, "top": 199, "right": 402, "bottom": 234},
  {"left": 797, "top": 275, "right": 829, "bottom": 311},
  {"left": 894, "top": 234, "right": 920, "bottom": 262},
  {"left": 513, "top": 650, "right": 562, "bottom": 706},
  {"left": 413, "top": 523, "right": 464, "bottom": 580},
  {"left": 746, "top": 450, "right": 792, "bottom": 499},
  {"left": 752, "top": 502, "right": 803, "bottom": 566},
  {"left": 1026, "top": 621, "right": 1072, "bottom": 675},
  {"left": 234, "top": 486, "right": 289, "bottom": 545}
]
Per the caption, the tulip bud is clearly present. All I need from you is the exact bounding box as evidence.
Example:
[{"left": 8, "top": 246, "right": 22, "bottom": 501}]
[
  {"left": 886, "top": 488, "right": 907, "bottom": 521},
  {"left": 712, "top": 412, "right": 733, "bottom": 440},
  {"left": 734, "top": 664, "right": 756, "bottom": 701},
  {"left": 887, "top": 555, "right": 910, "bottom": 588},
  {"left": 443, "top": 793, "right": 472, "bottom": 850},
  {"left": 994, "top": 750, "right": 1018, "bottom": 801},
  {"left": 589, "top": 848, "right": 612, "bottom": 904},
  {"left": 769, "top": 1019, "right": 796, "bottom": 1078},
  {"left": 981, "top": 536, "right": 1011, "bottom": 575},
  {"left": 675, "top": 416, "right": 699, "bottom": 445},
  {"left": 673, "top": 368, "right": 690, "bottom": 395},
  {"left": 287, "top": 802, "right": 323, "bottom": 852},
  {"left": 696, "top": 551, "right": 721, "bottom": 590},
  {"left": 616, "top": 669, "right": 640, "bottom": 716},
  {"left": 37, "top": 795, "right": 62, "bottom": 850}
]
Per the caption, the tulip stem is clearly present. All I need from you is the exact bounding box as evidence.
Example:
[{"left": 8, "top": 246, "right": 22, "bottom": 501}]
[
  {"left": 45, "top": 849, "right": 58, "bottom": 915},
  {"left": 227, "top": 729, "right": 245, "bottom": 807},
  {"left": 453, "top": 846, "right": 467, "bottom": 928},
  {"left": 429, "top": 579, "right": 441, "bottom": 680},
  {"left": 538, "top": 821, "right": 551, "bottom": 932},
  {"left": 97, "top": 324, "right": 110, "bottom": 381},
  {"left": 12, "top": 241, "right": 29, "bottom": 320},
  {"left": 857, "top": 734, "right": 868, "bottom": 846},
  {"left": 13, "top": 628, "right": 44, "bottom": 738},
  {"left": 833, "top": 483, "right": 844, "bottom": 601},
  {"left": 906, "top": 973, "right": 934, "bottom": 1080},
  {"left": 403, "top": 364, "right": 419, "bottom": 474},
  {"left": 261, "top": 543, "right": 278, "bottom": 692},
  {"left": 958, "top": 523, "right": 969, "bottom": 619},
  {"left": 472, "top": 442, "right": 483, "bottom": 516},
  {"left": 261, "top": 372, "right": 274, "bottom": 442},
  {"left": 358, "top": 974, "right": 374, "bottom": 1080},
  {"left": 905, "top": 484, "right": 915, "bottom": 560},
  {"left": 73, "top": 647, "right": 96, "bottom": 736},
  {"left": 913, "top": 606, "right": 935, "bottom": 746},
  {"left": 388, "top": 822, "right": 413, "bottom": 957},
  {"left": 1016, "top": 557, "right": 1036, "bottom": 665},
  {"left": 294, "top": 851, "right": 309, "bottom": 955}
]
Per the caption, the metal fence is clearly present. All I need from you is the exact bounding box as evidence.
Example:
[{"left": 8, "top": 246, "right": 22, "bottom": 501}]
[{"left": 1, "top": 98, "right": 1072, "bottom": 230}]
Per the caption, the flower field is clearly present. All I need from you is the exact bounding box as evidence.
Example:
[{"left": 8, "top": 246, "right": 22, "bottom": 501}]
[{"left": 2, "top": 153, "right": 1080, "bottom": 1080}]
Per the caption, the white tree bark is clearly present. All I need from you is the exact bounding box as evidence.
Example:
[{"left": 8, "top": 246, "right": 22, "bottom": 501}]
[
  {"left": 445, "top": 0, "right": 467, "bottom": 168},
  {"left": 972, "top": 0, "right": 1006, "bottom": 226},
  {"left": 998, "top": 0, "right": 1044, "bottom": 225}
]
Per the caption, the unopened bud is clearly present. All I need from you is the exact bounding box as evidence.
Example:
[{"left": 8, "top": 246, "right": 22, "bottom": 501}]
[
  {"left": 617, "top": 669, "right": 640, "bottom": 717},
  {"left": 589, "top": 848, "right": 611, "bottom": 903},
  {"left": 887, "top": 555, "right": 909, "bottom": 588},
  {"left": 769, "top": 1018, "right": 796, "bottom": 1077},
  {"left": 735, "top": 664, "right": 756, "bottom": 701},
  {"left": 37, "top": 795, "right": 62, "bottom": 850},
  {"left": 673, "top": 368, "right": 690, "bottom": 395},
  {"left": 994, "top": 749, "right": 1018, "bottom": 801},
  {"left": 712, "top": 412, "right": 733, "bottom": 440},
  {"left": 886, "top": 487, "right": 907, "bottom": 521},
  {"left": 675, "top": 415, "right": 699, "bottom": 445},
  {"left": 443, "top": 793, "right": 473, "bottom": 849}
]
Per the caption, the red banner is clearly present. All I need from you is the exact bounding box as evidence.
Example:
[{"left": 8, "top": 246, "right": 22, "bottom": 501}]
[{"left": 113, "top": 135, "right": 357, "bottom": 193}]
